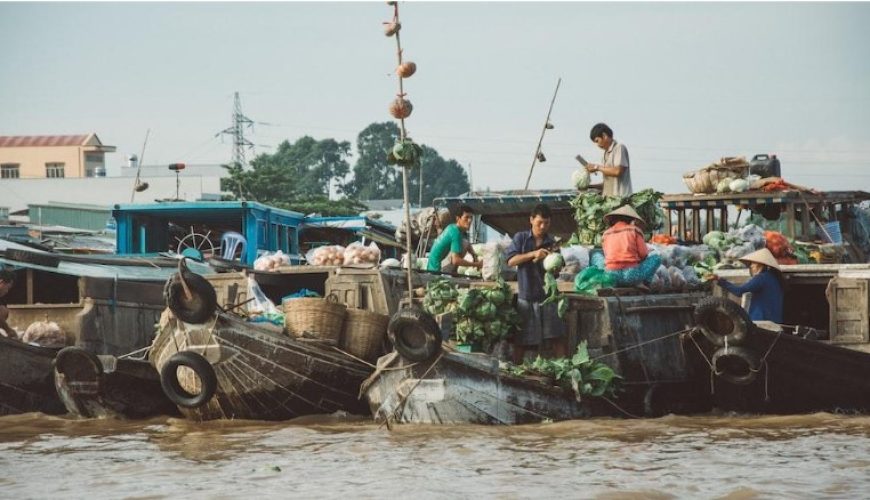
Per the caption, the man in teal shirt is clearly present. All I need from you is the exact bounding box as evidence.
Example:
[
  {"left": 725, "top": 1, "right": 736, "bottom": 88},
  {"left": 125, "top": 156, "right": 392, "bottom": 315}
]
[{"left": 427, "top": 205, "right": 482, "bottom": 273}]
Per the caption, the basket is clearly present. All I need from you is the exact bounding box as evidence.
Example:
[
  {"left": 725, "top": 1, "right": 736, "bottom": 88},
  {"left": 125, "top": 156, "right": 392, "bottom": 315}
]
[
  {"left": 818, "top": 221, "right": 842, "bottom": 244},
  {"left": 283, "top": 296, "right": 346, "bottom": 344},
  {"left": 340, "top": 308, "right": 389, "bottom": 362}
]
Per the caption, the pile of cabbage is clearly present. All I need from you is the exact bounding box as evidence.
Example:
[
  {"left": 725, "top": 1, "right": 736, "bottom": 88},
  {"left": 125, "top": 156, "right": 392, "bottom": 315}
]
[
  {"left": 645, "top": 244, "right": 714, "bottom": 291},
  {"left": 569, "top": 189, "right": 664, "bottom": 246},
  {"left": 422, "top": 278, "right": 519, "bottom": 349},
  {"left": 701, "top": 224, "right": 767, "bottom": 266}
]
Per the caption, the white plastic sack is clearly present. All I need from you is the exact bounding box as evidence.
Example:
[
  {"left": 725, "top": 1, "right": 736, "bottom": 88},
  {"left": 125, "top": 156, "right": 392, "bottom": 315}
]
[
  {"left": 305, "top": 245, "right": 346, "bottom": 266},
  {"left": 253, "top": 250, "right": 291, "bottom": 272},
  {"left": 21, "top": 321, "right": 66, "bottom": 348},
  {"left": 561, "top": 245, "right": 591, "bottom": 270},
  {"left": 247, "top": 276, "right": 280, "bottom": 316},
  {"left": 344, "top": 241, "right": 381, "bottom": 266}
]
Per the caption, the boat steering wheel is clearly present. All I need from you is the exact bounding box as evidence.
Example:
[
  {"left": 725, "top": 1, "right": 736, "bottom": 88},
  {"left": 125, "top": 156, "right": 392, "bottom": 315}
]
[{"left": 175, "top": 228, "right": 216, "bottom": 261}]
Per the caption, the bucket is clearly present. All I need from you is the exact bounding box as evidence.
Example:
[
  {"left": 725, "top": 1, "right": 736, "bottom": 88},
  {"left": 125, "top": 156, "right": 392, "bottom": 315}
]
[{"left": 818, "top": 221, "right": 842, "bottom": 244}]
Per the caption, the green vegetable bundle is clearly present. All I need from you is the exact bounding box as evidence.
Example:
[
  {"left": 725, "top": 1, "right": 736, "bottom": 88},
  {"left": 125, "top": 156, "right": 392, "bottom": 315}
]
[
  {"left": 423, "top": 278, "right": 519, "bottom": 350},
  {"left": 569, "top": 188, "right": 664, "bottom": 246},
  {"left": 386, "top": 138, "right": 423, "bottom": 168},
  {"left": 506, "top": 341, "right": 621, "bottom": 400}
]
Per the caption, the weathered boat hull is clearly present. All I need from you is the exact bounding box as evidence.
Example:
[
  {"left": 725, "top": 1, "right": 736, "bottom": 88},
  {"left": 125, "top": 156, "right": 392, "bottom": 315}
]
[
  {"left": 54, "top": 351, "right": 179, "bottom": 419},
  {"left": 150, "top": 311, "right": 372, "bottom": 421},
  {"left": 684, "top": 326, "right": 870, "bottom": 414},
  {"left": 0, "top": 336, "right": 64, "bottom": 416},
  {"left": 364, "top": 351, "right": 616, "bottom": 425}
]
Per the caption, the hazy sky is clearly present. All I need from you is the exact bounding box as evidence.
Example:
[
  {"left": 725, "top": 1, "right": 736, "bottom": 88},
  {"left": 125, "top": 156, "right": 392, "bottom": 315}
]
[{"left": 2, "top": 1, "right": 869, "bottom": 195}]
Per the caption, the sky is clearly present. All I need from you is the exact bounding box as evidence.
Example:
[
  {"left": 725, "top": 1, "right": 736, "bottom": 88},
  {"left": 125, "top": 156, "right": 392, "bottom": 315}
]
[{"left": 1, "top": 1, "right": 869, "bottom": 196}]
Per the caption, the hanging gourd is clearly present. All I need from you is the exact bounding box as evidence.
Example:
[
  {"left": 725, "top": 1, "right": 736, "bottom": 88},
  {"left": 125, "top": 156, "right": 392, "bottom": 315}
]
[
  {"left": 383, "top": 21, "right": 401, "bottom": 37},
  {"left": 396, "top": 61, "right": 417, "bottom": 78},
  {"left": 389, "top": 97, "right": 413, "bottom": 119}
]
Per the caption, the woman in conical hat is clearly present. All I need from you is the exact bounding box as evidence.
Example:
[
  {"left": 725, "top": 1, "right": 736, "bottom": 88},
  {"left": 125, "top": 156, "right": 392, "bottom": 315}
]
[
  {"left": 586, "top": 204, "right": 661, "bottom": 287},
  {"left": 712, "top": 248, "right": 784, "bottom": 323}
]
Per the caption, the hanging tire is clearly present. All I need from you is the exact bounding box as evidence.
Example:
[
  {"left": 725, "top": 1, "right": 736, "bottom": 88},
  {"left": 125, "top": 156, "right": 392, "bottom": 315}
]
[
  {"left": 160, "top": 351, "right": 218, "bottom": 409},
  {"left": 4, "top": 248, "right": 60, "bottom": 268},
  {"left": 694, "top": 297, "right": 752, "bottom": 347},
  {"left": 164, "top": 271, "right": 217, "bottom": 323},
  {"left": 387, "top": 306, "right": 442, "bottom": 363},
  {"left": 53, "top": 346, "right": 103, "bottom": 379},
  {"left": 712, "top": 346, "right": 760, "bottom": 386}
]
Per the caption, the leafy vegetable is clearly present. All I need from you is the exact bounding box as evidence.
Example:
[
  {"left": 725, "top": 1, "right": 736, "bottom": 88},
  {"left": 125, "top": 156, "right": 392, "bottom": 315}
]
[
  {"left": 570, "top": 188, "right": 664, "bottom": 246},
  {"left": 506, "top": 342, "right": 622, "bottom": 400}
]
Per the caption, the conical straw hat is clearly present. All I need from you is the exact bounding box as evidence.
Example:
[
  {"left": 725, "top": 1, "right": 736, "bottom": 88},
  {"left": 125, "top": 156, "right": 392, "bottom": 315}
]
[
  {"left": 738, "top": 248, "right": 780, "bottom": 270},
  {"left": 605, "top": 205, "right": 645, "bottom": 224}
]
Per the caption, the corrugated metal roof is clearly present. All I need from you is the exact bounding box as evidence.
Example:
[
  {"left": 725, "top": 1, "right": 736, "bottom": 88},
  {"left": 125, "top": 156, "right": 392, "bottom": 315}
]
[{"left": 0, "top": 134, "right": 92, "bottom": 148}]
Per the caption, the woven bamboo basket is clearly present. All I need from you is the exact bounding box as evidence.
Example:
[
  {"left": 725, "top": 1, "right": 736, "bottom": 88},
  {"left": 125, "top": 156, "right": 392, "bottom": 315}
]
[
  {"left": 340, "top": 308, "right": 389, "bottom": 362},
  {"left": 683, "top": 165, "right": 749, "bottom": 194},
  {"left": 283, "top": 296, "right": 347, "bottom": 344}
]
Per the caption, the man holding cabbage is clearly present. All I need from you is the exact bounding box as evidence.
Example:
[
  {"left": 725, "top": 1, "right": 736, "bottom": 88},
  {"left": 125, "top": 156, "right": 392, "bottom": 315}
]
[{"left": 506, "top": 204, "right": 568, "bottom": 364}]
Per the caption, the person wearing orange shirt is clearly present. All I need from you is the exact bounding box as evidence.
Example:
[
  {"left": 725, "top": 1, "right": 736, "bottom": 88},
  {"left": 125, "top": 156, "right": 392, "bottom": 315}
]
[{"left": 590, "top": 206, "right": 661, "bottom": 286}]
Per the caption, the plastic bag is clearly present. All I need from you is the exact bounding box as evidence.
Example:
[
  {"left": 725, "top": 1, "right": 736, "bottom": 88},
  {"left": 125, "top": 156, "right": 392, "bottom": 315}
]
[
  {"left": 306, "top": 245, "right": 346, "bottom": 266},
  {"left": 21, "top": 320, "right": 66, "bottom": 348},
  {"left": 344, "top": 241, "right": 381, "bottom": 266},
  {"left": 561, "top": 245, "right": 591, "bottom": 270},
  {"left": 668, "top": 266, "right": 688, "bottom": 290},
  {"left": 735, "top": 224, "right": 766, "bottom": 249},
  {"left": 480, "top": 240, "right": 510, "bottom": 281},
  {"left": 254, "top": 250, "right": 291, "bottom": 272},
  {"left": 247, "top": 276, "right": 281, "bottom": 317},
  {"left": 574, "top": 266, "right": 615, "bottom": 296}
]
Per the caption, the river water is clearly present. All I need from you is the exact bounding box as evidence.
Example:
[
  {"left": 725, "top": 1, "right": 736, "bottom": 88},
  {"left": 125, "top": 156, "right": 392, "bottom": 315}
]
[{"left": 1, "top": 412, "right": 868, "bottom": 499}]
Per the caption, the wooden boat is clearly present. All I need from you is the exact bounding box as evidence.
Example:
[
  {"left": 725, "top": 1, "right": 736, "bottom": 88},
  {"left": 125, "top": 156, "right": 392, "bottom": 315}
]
[
  {"left": 684, "top": 300, "right": 870, "bottom": 414},
  {"left": 53, "top": 347, "right": 179, "bottom": 419},
  {"left": 149, "top": 302, "right": 373, "bottom": 421},
  {"left": 364, "top": 351, "right": 615, "bottom": 425},
  {"left": 0, "top": 335, "right": 65, "bottom": 416}
]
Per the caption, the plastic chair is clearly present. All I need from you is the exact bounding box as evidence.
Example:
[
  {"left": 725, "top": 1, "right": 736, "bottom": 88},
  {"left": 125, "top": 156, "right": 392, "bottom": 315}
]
[{"left": 220, "top": 231, "right": 247, "bottom": 260}]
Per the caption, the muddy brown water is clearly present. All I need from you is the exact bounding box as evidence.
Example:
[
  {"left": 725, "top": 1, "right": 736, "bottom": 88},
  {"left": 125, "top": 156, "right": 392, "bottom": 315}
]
[{"left": 1, "top": 412, "right": 868, "bottom": 499}]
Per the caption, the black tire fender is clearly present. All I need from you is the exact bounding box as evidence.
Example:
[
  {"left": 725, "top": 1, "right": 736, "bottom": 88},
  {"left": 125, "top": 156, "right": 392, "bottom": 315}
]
[
  {"left": 712, "top": 346, "right": 761, "bottom": 386},
  {"left": 387, "top": 306, "right": 442, "bottom": 363},
  {"left": 694, "top": 297, "right": 752, "bottom": 347},
  {"left": 4, "top": 248, "right": 60, "bottom": 268},
  {"left": 53, "top": 346, "right": 103, "bottom": 378},
  {"left": 164, "top": 271, "right": 217, "bottom": 324},
  {"left": 160, "top": 351, "right": 218, "bottom": 409}
]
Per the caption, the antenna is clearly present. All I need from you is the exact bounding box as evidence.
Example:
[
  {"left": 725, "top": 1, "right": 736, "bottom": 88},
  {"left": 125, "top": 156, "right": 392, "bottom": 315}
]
[
  {"left": 524, "top": 77, "right": 561, "bottom": 190},
  {"left": 131, "top": 129, "right": 151, "bottom": 202},
  {"left": 217, "top": 91, "right": 255, "bottom": 169}
]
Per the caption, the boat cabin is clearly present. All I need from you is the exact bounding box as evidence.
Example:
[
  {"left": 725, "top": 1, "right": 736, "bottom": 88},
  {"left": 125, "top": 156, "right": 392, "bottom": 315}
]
[
  {"left": 113, "top": 201, "right": 305, "bottom": 265},
  {"left": 660, "top": 190, "right": 870, "bottom": 262}
]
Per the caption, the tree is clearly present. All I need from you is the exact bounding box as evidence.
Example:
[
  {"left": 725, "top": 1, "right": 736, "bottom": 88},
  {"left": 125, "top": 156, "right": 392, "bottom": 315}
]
[
  {"left": 344, "top": 122, "right": 470, "bottom": 206},
  {"left": 221, "top": 136, "right": 364, "bottom": 216}
]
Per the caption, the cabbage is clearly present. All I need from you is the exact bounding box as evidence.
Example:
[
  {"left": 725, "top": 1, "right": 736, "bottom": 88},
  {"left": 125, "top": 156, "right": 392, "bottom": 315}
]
[
  {"left": 716, "top": 178, "right": 733, "bottom": 193},
  {"left": 543, "top": 253, "right": 564, "bottom": 272},
  {"left": 729, "top": 178, "right": 750, "bottom": 193},
  {"left": 572, "top": 169, "right": 591, "bottom": 190}
]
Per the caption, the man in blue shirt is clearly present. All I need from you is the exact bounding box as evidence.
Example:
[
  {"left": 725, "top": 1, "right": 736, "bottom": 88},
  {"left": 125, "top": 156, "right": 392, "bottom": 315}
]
[
  {"left": 713, "top": 248, "right": 784, "bottom": 323},
  {"left": 506, "top": 204, "right": 568, "bottom": 364}
]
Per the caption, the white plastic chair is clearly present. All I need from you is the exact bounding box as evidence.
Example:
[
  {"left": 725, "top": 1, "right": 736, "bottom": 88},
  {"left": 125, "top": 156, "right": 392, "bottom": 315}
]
[{"left": 220, "top": 231, "right": 247, "bottom": 260}]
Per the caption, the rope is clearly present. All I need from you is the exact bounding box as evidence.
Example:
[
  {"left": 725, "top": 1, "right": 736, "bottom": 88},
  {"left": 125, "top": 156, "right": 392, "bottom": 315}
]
[
  {"left": 600, "top": 396, "right": 644, "bottom": 419},
  {"left": 590, "top": 328, "right": 694, "bottom": 362},
  {"left": 380, "top": 351, "right": 444, "bottom": 430},
  {"left": 118, "top": 345, "right": 151, "bottom": 360},
  {"left": 330, "top": 345, "right": 377, "bottom": 369}
]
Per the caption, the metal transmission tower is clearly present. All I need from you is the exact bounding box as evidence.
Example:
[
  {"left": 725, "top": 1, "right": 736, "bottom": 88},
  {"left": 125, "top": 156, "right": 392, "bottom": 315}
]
[{"left": 217, "top": 91, "right": 255, "bottom": 168}]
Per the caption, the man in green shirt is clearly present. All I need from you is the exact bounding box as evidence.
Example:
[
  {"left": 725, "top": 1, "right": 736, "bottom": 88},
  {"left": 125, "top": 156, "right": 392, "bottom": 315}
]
[{"left": 426, "top": 205, "right": 482, "bottom": 273}]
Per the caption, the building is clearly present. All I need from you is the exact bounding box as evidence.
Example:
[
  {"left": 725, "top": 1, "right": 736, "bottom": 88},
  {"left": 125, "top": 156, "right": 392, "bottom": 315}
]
[{"left": 0, "top": 134, "right": 116, "bottom": 179}]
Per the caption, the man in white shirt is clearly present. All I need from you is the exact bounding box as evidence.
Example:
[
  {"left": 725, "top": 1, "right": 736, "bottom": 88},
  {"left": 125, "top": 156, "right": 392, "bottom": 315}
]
[{"left": 581, "top": 123, "right": 632, "bottom": 197}]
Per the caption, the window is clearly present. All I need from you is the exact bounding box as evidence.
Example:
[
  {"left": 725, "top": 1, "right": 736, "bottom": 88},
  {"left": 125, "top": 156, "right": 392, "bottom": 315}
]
[
  {"left": 85, "top": 153, "right": 104, "bottom": 177},
  {"left": 46, "top": 162, "right": 65, "bottom": 178},
  {"left": 0, "top": 164, "right": 20, "bottom": 179}
]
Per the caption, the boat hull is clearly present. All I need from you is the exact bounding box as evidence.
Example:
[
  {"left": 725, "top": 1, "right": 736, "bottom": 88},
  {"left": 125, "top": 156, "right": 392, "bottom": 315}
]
[
  {"left": 364, "top": 351, "right": 616, "bottom": 425},
  {"left": 0, "top": 336, "right": 64, "bottom": 416},
  {"left": 150, "top": 311, "right": 372, "bottom": 421}
]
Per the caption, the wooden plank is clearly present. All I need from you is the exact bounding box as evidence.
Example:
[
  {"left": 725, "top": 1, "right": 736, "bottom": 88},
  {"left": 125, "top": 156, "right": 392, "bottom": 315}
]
[
  {"left": 829, "top": 277, "right": 870, "bottom": 344},
  {"left": 26, "top": 269, "right": 33, "bottom": 305}
]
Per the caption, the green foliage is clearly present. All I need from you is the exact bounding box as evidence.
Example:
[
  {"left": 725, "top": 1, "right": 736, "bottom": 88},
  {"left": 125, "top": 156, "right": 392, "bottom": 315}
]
[
  {"left": 343, "top": 122, "right": 470, "bottom": 205},
  {"left": 507, "top": 342, "right": 622, "bottom": 400},
  {"left": 220, "top": 136, "right": 363, "bottom": 216},
  {"left": 569, "top": 188, "right": 664, "bottom": 246}
]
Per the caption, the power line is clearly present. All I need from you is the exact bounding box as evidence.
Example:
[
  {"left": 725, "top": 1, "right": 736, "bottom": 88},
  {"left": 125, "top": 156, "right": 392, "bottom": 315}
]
[{"left": 216, "top": 91, "right": 255, "bottom": 168}]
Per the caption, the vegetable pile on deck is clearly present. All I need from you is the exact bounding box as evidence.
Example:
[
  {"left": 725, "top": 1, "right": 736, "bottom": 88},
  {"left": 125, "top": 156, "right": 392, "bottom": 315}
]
[{"left": 506, "top": 341, "right": 621, "bottom": 400}]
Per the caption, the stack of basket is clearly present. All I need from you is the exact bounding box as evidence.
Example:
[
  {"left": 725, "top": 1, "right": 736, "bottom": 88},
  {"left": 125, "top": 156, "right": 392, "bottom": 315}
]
[
  {"left": 283, "top": 297, "right": 347, "bottom": 345},
  {"left": 340, "top": 308, "right": 390, "bottom": 363},
  {"left": 683, "top": 157, "right": 749, "bottom": 194}
]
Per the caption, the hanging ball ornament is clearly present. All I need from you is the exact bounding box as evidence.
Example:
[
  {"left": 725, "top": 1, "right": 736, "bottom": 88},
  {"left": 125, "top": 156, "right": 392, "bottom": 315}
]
[
  {"left": 389, "top": 97, "right": 414, "bottom": 119},
  {"left": 396, "top": 61, "right": 417, "bottom": 78}
]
